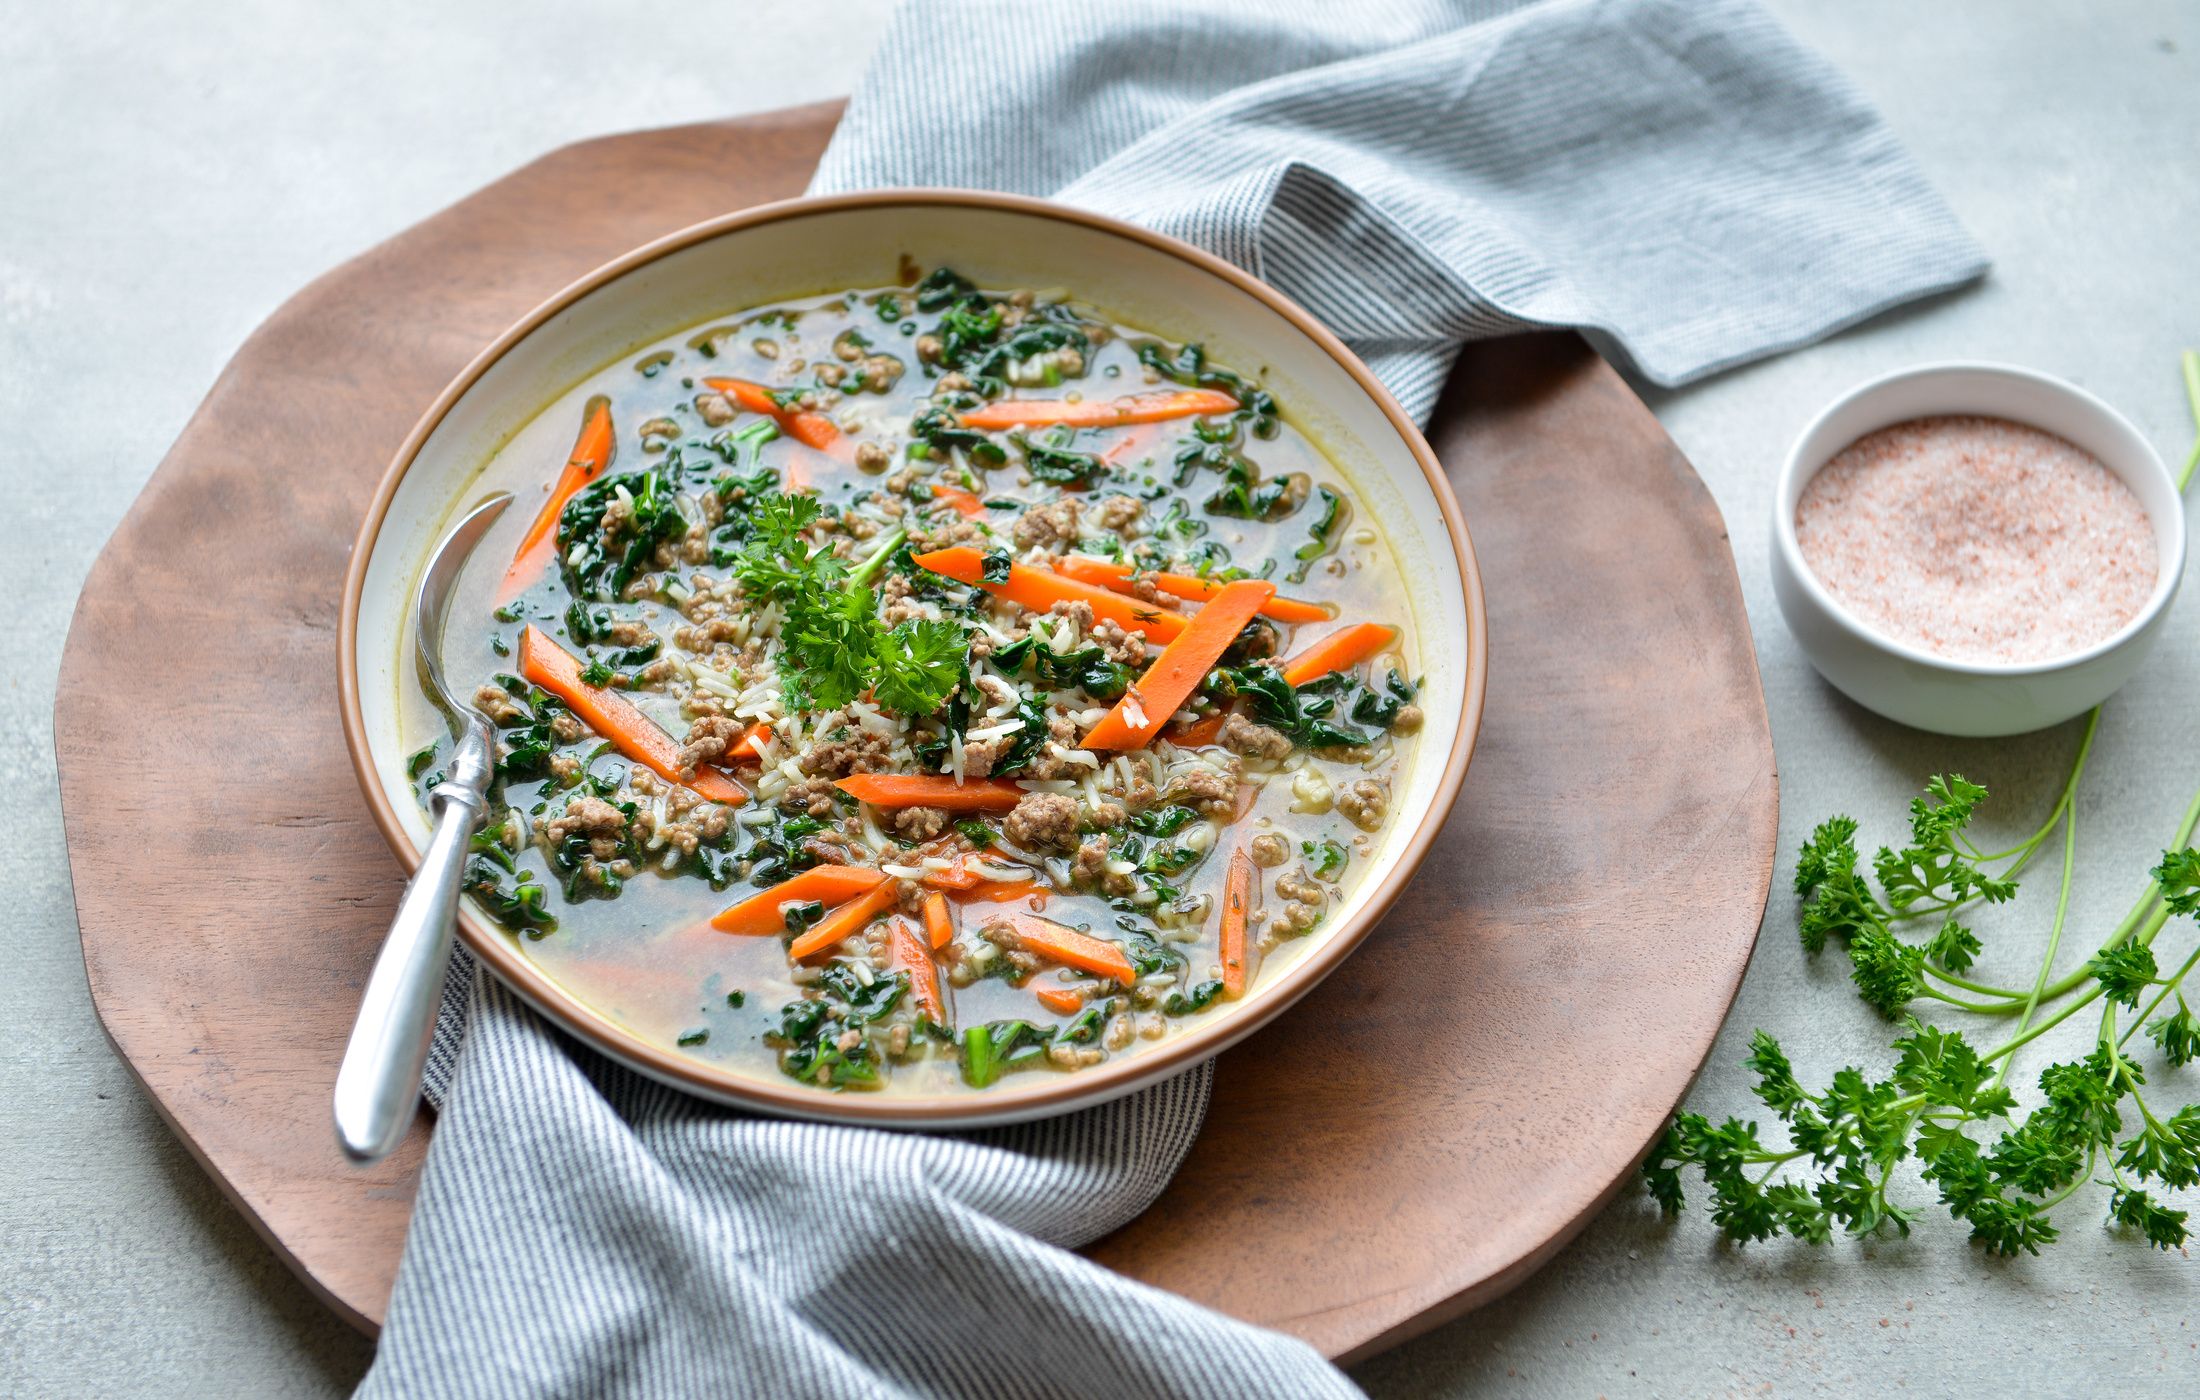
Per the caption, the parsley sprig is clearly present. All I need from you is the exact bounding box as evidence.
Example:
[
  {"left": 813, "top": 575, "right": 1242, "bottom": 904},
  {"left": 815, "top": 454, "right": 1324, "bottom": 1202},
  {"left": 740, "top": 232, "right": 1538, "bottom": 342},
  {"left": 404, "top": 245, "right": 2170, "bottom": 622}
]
[{"left": 730, "top": 491, "right": 967, "bottom": 714}]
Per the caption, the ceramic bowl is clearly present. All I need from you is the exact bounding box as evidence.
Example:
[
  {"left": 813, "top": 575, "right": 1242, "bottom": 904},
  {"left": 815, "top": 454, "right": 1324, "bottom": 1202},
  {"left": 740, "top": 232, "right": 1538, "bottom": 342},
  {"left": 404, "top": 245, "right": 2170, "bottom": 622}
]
[
  {"left": 1770, "top": 361, "right": 2183, "bottom": 737},
  {"left": 339, "top": 190, "right": 1488, "bottom": 1128}
]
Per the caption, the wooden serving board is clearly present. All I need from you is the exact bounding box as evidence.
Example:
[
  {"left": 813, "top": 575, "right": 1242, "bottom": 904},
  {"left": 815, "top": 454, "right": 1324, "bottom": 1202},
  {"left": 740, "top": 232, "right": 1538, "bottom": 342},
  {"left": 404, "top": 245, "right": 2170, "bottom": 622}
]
[{"left": 55, "top": 102, "right": 1776, "bottom": 1360}]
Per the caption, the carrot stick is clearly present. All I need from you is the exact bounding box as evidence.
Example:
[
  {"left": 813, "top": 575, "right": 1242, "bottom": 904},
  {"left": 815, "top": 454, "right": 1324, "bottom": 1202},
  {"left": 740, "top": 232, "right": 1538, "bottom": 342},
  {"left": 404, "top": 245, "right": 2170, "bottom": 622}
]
[
  {"left": 956, "top": 878, "right": 1049, "bottom": 908},
  {"left": 517, "top": 627, "right": 747, "bottom": 804},
  {"left": 1099, "top": 422, "right": 1164, "bottom": 467},
  {"left": 931, "top": 483, "right": 989, "bottom": 518},
  {"left": 1279, "top": 622, "right": 1400, "bottom": 687},
  {"left": 1220, "top": 846, "right": 1255, "bottom": 998},
  {"left": 701, "top": 377, "right": 847, "bottom": 457},
  {"left": 912, "top": 547, "right": 1189, "bottom": 643},
  {"left": 919, "top": 862, "right": 981, "bottom": 891},
  {"left": 1082, "top": 579, "right": 1276, "bottom": 751},
  {"left": 727, "top": 720, "right": 773, "bottom": 763},
  {"left": 1033, "top": 986, "right": 1083, "bottom": 1016},
  {"left": 957, "top": 389, "right": 1239, "bottom": 433},
  {"left": 1053, "top": 555, "right": 1330, "bottom": 625},
  {"left": 787, "top": 880, "right": 900, "bottom": 961},
  {"left": 496, "top": 400, "right": 613, "bottom": 605},
  {"left": 1164, "top": 713, "right": 1227, "bottom": 749},
  {"left": 923, "top": 891, "right": 955, "bottom": 949},
  {"left": 710, "top": 866, "right": 887, "bottom": 935},
  {"left": 886, "top": 916, "right": 948, "bottom": 1026},
  {"left": 835, "top": 773, "right": 1026, "bottom": 811},
  {"left": 997, "top": 913, "right": 1138, "bottom": 984}
]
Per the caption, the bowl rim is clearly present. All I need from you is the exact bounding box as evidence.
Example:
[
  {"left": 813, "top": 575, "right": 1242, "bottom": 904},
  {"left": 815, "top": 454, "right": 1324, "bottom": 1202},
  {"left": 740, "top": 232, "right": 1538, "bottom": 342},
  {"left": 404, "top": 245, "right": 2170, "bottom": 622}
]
[
  {"left": 1773, "top": 359, "right": 2185, "bottom": 678},
  {"left": 337, "top": 187, "right": 1489, "bottom": 1127}
]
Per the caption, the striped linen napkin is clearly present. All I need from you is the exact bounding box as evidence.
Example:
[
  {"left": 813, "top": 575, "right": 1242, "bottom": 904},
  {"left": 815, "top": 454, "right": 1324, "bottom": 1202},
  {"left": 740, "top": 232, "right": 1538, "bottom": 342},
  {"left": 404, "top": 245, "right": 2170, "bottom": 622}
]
[{"left": 361, "top": 2, "right": 1981, "bottom": 1395}]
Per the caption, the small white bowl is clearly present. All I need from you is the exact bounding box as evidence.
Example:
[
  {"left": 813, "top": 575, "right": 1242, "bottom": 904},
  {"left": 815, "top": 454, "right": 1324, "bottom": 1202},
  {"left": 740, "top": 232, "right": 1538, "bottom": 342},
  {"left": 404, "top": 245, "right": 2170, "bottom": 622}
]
[{"left": 1771, "top": 362, "right": 2184, "bottom": 736}]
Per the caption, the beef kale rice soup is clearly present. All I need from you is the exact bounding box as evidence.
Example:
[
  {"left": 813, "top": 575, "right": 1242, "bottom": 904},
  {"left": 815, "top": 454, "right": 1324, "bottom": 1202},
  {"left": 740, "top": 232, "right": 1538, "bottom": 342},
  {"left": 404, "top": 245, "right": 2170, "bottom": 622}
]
[{"left": 410, "top": 266, "right": 1422, "bottom": 1095}]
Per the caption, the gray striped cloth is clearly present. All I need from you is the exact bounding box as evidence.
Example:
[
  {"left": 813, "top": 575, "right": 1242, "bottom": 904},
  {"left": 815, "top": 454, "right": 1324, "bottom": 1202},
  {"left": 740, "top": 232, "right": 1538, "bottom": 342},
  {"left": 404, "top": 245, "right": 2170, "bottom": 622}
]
[{"left": 361, "top": 3, "right": 1982, "bottom": 1395}]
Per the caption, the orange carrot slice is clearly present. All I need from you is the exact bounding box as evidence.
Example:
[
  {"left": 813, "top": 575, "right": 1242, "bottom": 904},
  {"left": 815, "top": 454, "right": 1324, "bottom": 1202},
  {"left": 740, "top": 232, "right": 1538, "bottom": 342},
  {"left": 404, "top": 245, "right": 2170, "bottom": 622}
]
[
  {"left": 957, "top": 389, "right": 1238, "bottom": 433},
  {"left": 912, "top": 547, "right": 1189, "bottom": 643},
  {"left": 996, "top": 912, "right": 1137, "bottom": 984},
  {"left": 923, "top": 891, "right": 955, "bottom": 950},
  {"left": 710, "top": 866, "right": 887, "bottom": 935},
  {"left": 1220, "top": 846, "right": 1255, "bottom": 999},
  {"left": 956, "top": 879, "right": 1049, "bottom": 909},
  {"left": 1279, "top": 622, "right": 1399, "bottom": 687},
  {"left": 727, "top": 720, "right": 773, "bottom": 763},
  {"left": 787, "top": 880, "right": 900, "bottom": 961},
  {"left": 1082, "top": 579, "right": 1276, "bottom": 751},
  {"left": 918, "top": 860, "right": 985, "bottom": 891},
  {"left": 517, "top": 627, "right": 746, "bottom": 804},
  {"left": 701, "top": 377, "right": 848, "bottom": 457},
  {"left": 1164, "top": 712, "right": 1227, "bottom": 749},
  {"left": 835, "top": 774, "right": 1026, "bottom": 812},
  {"left": 931, "top": 483, "right": 989, "bottom": 517},
  {"left": 886, "top": 916, "right": 948, "bottom": 1026},
  {"left": 496, "top": 400, "right": 613, "bottom": 605},
  {"left": 1033, "top": 986, "right": 1084, "bottom": 1016},
  {"left": 1053, "top": 555, "right": 1330, "bottom": 625}
]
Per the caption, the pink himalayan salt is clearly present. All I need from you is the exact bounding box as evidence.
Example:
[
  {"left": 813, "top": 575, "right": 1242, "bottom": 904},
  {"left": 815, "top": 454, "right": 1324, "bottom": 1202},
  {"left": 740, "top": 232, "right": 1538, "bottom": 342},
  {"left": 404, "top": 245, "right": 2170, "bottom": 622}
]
[{"left": 1795, "top": 415, "right": 2157, "bottom": 664}]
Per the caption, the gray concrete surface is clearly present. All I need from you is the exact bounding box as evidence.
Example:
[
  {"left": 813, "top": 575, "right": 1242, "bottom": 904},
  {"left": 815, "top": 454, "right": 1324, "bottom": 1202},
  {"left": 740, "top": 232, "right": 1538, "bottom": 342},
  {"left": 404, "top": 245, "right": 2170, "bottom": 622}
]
[{"left": 3, "top": 2, "right": 2194, "bottom": 1395}]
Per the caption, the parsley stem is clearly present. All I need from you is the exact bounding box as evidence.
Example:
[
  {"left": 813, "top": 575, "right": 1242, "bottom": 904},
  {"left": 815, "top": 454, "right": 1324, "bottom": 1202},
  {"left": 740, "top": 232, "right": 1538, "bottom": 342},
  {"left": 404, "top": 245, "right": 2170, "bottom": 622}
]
[
  {"left": 1984, "top": 983, "right": 2104, "bottom": 1063},
  {"left": 1967, "top": 706, "right": 2097, "bottom": 865},
  {"left": 847, "top": 528, "right": 909, "bottom": 590},
  {"left": 2178, "top": 348, "right": 2200, "bottom": 492},
  {"left": 1993, "top": 772, "right": 2083, "bottom": 1091}
]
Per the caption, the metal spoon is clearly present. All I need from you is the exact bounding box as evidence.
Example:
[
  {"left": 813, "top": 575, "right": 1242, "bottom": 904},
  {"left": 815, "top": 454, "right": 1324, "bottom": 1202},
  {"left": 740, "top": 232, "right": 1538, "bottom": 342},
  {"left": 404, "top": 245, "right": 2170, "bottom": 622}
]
[{"left": 334, "top": 492, "right": 513, "bottom": 1164}]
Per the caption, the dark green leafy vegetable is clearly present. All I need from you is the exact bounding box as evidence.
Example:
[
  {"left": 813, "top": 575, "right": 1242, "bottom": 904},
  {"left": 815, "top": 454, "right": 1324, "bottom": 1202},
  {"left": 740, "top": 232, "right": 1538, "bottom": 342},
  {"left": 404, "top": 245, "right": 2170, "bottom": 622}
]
[
  {"left": 558, "top": 458, "right": 687, "bottom": 602},
  {"left": 774, "top": 965, "right": 909, "bottom": 1088},
  {"left": 1164, "top": 978, "right": 1225, "bottom": 1016},
  {"left": 989, "top": 634, "right": 1131, "bottom": 700},
  {"left": 1016, "top": 433, "right": 1108, "bottom": 486},
  {"left": 912, "top": 266, "right": 976, "bottom": 313},
  {"left": 910, "top": 405, "right": 1008, "bottom": 466},
  {"left": 1130, "top": 805, "right": 1200, "bottom": 838},
  {"left": 1218, "top": 663, "right": 1368, "bottom": 750},
  {"left": 1135, "top": 341, "right": 1278, "bottom": 438},
  {"left": 1286, "top": 486, "right": 1344, "bottom": 584},
  {"left": 463, "top": 860, "right": 556, "bottom": 936},
  {"left": 483, "top": 675, "right": 568, "bottom": 784}
]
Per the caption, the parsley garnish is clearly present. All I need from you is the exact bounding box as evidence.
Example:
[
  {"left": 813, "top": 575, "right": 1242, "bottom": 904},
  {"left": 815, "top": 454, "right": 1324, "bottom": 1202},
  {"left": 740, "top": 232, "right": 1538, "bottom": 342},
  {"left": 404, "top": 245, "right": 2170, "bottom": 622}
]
[
  {"left": 729, "top": 491, "right": 968, "bottom": 714},
  {"left": 1652, "top": 711, "right": 2200, "bottom": 1253}
]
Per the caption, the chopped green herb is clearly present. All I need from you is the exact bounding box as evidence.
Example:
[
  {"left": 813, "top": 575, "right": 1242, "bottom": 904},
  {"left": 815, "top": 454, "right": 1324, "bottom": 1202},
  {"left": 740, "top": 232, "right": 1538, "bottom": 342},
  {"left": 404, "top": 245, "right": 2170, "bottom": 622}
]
[{"left": 1303, "top": 839, "right": 1349, "bottom": 881}]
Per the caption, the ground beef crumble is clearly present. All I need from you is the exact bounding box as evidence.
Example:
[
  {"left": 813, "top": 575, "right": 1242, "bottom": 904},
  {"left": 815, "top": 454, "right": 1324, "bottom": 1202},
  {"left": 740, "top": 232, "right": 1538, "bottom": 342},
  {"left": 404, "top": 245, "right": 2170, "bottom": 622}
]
[
  {"left": 890, "top": 806, "right": 950, "bottom": 842},
  {"left": 1004, "top": 791, "right": 1080, "bottom": 851},
  {"left": 543, "top": 796, "right": 628, "bottom": 860},
  {"left": 1219, "top": 713, "right": 1292, "bottom": 760},
  {"left": 1012, "top": 498, "right": 1081, "bottom": 552},
  {"left": 473, "top": 684, "right": 528, "bottom": 725},
  {"left": 1165, "top": 758, "right": 1241, "bottom": 817},
  {"left": 674, "top": 715, "right": 746, "bottom": 776},
  {"left": 1072, "top": 835, "right": 1136, "bottom": 897}
]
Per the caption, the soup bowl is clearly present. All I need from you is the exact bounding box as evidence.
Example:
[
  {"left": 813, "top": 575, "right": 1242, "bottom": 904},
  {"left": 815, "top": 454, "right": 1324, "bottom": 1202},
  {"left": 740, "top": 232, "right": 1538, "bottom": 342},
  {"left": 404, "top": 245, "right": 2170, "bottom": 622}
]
[{"left": 339, "top": 190, "right": 1487, "bottom": 1127}]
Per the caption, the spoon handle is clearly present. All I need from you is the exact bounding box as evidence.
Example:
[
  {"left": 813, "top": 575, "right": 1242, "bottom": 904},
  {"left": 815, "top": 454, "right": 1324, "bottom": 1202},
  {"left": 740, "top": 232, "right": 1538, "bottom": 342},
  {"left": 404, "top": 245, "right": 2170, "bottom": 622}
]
[{"left": 332, "top": 777, "right": 485, "bottom": 1164}]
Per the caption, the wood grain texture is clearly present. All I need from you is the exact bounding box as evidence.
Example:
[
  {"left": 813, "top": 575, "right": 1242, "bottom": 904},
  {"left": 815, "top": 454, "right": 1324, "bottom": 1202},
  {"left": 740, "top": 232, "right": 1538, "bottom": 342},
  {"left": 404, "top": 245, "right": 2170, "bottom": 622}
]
[{"left": 54, "top": 104, "right": 1775, "bottom": 1355}]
